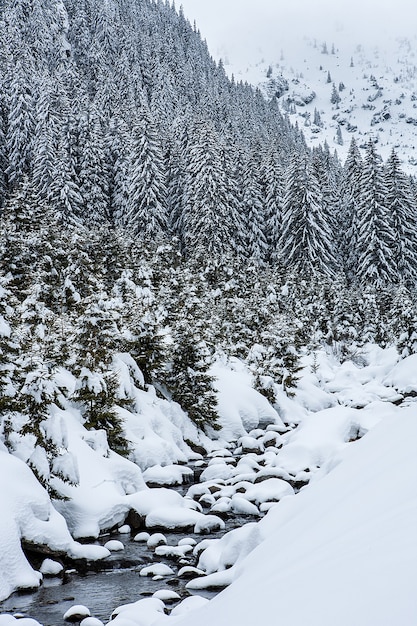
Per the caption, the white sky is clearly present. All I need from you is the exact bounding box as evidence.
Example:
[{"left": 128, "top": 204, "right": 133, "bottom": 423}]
[{"left": 179, "top": 0, "right": 416, "bottom": 69}]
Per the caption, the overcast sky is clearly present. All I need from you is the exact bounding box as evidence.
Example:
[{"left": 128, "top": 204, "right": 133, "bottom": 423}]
[{"left": 179, "top": 0, "right": 416, "bottom": 68}]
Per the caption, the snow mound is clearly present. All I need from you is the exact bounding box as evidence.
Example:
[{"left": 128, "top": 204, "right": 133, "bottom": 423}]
[
  {"left": 0, "top": 450, "right": 107, "bottom": 601},
  {"left": 211, "top": 359, "right": 284, "bottom": 439},
  {"left": 174, "top": 406, "right": 417, "bottom": 626},
  {"left": 383, "top": 354, "right": 417, "bottom": 394}
]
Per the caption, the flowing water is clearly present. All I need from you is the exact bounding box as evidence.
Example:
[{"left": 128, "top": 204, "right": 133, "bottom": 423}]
[{"left": 0, "top": 466, "right": 244, "bottom": 626}]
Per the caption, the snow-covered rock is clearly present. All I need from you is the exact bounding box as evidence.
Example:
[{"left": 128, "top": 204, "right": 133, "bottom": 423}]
[
  {"left": 0, "top": 451, "right": 108, "bottom": 602},
  {"left": 104, "top": 540, "right": 124, "bottom": 552},
  {"left": 139, "top": 563, "right": 175, "bottom": 577},
  {"left": 142, "top": 464, "right": 194, "bottom": 487},
  {"left": 63, "top": 605, "right": 91, "bottom": 622},
  {"left": 39, "top": 558, "right": 64, "bottom": 576}
]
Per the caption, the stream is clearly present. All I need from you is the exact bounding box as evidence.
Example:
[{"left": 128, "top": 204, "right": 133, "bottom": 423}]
[{"left": 0, "top": 462, "right": 252, "bottom": 626}]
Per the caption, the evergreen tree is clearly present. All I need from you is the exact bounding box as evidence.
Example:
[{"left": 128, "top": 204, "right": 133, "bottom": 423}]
[
  {"left": 356, "top": 140, "right": 397, "bottom": 285},
  {"left": 78, "top": 110, "right": 110, "bottom": 224},
  {"left": 72, "top": 295, "right": 129, "bottom": 456},
  {"left": 125, "top": 107, "right": 169, "bottom": 240},
  {"left": 341, "top": 137, "right": 363, "bottom": 279},
  {"left": 181, "top": 120, "right": 238, "bottom": 261},
  {"left": 5, "top": 57, "right": 36, "bottom": 187},
  {"left": 330, "top": 83, "right": 341, "bottom": 106},
  {"left": 241, "top": 150, "right": 268, "bottom": 264},
  {"left": 167, "top": 324, "right": 220, "bottom": 432},
  {"left": 280, "top": 154, "right": 337, "bottom": 277},
  {"left": 262, "top": 148, "right": 283, "bottom": 262},
  {"left": 384, "top": 149, "right": 417, "bottom": 283}
]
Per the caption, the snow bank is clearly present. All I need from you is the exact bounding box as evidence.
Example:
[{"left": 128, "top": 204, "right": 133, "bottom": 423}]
[
  {"left": 383, "top": 353, "right": 417, "bottom": 394},
  {"left": 170, "top": 406, "right": 417, "bottom": 626},
  {"left": 0, "top": 451, "right": 108, "bottom": 601},
  {"left": 52, "top": 407, "right": 147, "bottom": 538},
  {"left": 211, "top": 359, "right": 284, "bottom": 439},
  {"left": 276, "top": 405, "right": 365, "bottom": 475}
]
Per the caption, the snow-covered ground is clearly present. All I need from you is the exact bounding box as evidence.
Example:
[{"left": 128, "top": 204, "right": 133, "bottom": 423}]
[
  {"left": 0, "top": 352, "right": 284, "bottom": 601},
  {"left": 1, "top": 345, "right": 416, "bottom": 625}
]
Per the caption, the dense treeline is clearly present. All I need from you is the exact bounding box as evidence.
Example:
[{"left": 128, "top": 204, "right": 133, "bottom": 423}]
[
  {"left": 1, "top": 200, "right": 416, "bottom": 490},
  {"left": 1, "top": 0, "right": 417, "bottom": 495},
  {"left": 1, "top": 0, "right": 416, "bottom": 283}
]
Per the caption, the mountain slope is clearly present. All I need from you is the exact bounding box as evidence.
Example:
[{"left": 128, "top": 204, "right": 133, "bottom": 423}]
[{"left": 230, "top": 35, "right": 417, "bottom": 172}]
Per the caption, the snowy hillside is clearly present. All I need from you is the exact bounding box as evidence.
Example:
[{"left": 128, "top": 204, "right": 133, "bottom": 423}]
[
  {"left": 1, "top": 0, "right": 417, "bottom": 624},
  {"left": 229, "top": 35, "right": 417, "bottom": 171},
  {"left": 25, "top": 345, "right": 415, "bottom": 626}
]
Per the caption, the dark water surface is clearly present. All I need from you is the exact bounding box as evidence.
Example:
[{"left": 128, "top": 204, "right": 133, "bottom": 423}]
[
  {"left": 0, "top": 465, "right": 247, "bottom": 626},
  {"left": 0, "top": 525, "right": 230, "bottom": 626}
]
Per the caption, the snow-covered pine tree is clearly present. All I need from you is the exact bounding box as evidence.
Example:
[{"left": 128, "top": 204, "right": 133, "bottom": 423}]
[
  {"left": 78, "top": 110, "right": 110, "bottom": 225},
  {"left": 49, "top": 117, "right": 84, "bottom": 224},
  {"left": 384, "top": 149, "right": 417, "bottom": 284},
  {"left": 5, "top": 57, "right": 36, "bottom": 188},
  {"left": 125, "top": 106, "right": 169, "bottom": 240},
  {"left": 261, "top": 147, "right": 283, "bottom": 263},
  {"left": 340, "top": 136, "right": 363, "bottom": 280},
  {"left": 356, "top": 140, "right": 397, "bottom": 285},
  {"left": 167, "top": 323, "right": 220, "bottom": 432},
  {"left": 180, "top": 119, "right": 238, "bottom": 262},
  {"left": 72, "top": 294, "right": 129, "bottom": 456},
  {"left": 241, "top": 149, "right": 268, "bottom": 264},
  {"left": 106, "top": 116, "right": 132, "bottom": 227},
  {"left": 330, "top": 82, "right": 341, "bottom": 106},
  {"left": 280, "top": 153, "right": 337, "bottom": 277},
  {"left": 0, "top": 283, "right": 17, "bottom": 425}
]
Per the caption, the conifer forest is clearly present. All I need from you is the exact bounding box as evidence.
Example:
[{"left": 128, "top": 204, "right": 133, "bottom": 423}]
[{"left": 0, "top": 0, "right": 417, "bottom": 520}]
